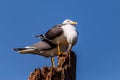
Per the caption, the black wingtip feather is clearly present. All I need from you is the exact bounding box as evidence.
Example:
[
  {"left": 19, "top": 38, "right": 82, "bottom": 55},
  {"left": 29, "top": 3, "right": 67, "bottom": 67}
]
[
  {"left": 34, "top": 34, "right": 43, "bottom": 38},
  {"left": 13, "top": 48, "right": 27, "bottom": 51}
]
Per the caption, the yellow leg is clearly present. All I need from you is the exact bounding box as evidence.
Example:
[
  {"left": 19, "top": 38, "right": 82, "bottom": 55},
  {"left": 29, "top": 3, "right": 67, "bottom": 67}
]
[
  {"left": 57, "top": 44, "right": 61, "bottom": 55},
  {"left": 51, "top": 57, "right": 55, "bottom": 68}
]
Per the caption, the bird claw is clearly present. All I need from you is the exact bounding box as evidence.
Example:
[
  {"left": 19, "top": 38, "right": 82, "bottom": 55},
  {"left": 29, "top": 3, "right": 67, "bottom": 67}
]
[{"left": 58, "top": 52, "right": 64, "bottom": 56}]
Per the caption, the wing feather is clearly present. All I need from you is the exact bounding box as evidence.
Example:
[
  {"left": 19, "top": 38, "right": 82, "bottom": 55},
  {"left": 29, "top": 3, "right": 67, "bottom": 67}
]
[
  {"left": 30, "top": 40, "right": 57, "bottom": 50},
  {"left": 45, "top": 24, "right": 64, "bottom": 40}
]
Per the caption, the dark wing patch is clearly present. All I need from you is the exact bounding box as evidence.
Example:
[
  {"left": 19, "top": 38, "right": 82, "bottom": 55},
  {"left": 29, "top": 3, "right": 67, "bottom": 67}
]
[
  {"left": 31, "top": 40, "right": 57, "bottom": 50},
  {"left": 45, "top": 24, "right": 64, "bottom": 40}
]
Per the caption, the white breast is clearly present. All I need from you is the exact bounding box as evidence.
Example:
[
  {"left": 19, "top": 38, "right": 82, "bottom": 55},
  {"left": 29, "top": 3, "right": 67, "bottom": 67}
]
[{"left": 61, "top": 24, "right": 78, "bottom": 45}]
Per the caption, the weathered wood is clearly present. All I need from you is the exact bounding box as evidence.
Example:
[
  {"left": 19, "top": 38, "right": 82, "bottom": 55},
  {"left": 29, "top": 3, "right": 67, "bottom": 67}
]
[{"left": 28, "top": 52, "right": 76, "bottom": 80}]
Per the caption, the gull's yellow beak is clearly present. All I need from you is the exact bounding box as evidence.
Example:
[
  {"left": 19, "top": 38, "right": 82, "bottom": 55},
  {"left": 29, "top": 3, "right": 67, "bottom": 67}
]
[{"left": 71, "top": 22, "right": 78, "bottom": 25}]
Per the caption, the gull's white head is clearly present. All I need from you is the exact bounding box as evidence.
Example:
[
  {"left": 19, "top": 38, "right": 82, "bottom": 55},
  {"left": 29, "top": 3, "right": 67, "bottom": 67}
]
[{"left": 62, "top": 19, "right": 78, "bottom": 25}]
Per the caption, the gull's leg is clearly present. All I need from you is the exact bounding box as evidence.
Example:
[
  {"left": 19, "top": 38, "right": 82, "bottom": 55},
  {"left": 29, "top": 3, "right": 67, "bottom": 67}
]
[
  {"left": 57, "top": 44, "right": 61, "bottom": 55},
  {"left": 51, "top": 57, "right": 55, "bottom": 68},
  {"left": 67, "top": 43, "right": 72, "bottom": 53},
  {"left": 67, "top": 43, "right": 72, "bottom": 67}
]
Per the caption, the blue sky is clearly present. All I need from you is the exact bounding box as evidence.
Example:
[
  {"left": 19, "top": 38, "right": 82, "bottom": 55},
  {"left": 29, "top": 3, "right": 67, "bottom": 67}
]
[{"left": 0, "top": 0, "right": 120, "bottom": 80}]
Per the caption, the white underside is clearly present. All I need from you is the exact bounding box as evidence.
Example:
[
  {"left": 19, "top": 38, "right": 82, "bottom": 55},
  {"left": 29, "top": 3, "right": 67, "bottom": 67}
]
[
  {"left": 61, "top": 24, "right": 78, "bottom": 47},
  {"left": 50, "top": 24, "right": 78, "bottom": 46}
]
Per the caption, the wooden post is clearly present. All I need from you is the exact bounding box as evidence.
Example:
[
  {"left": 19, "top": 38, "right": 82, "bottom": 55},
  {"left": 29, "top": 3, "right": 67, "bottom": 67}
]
[{"left": 28, "top": 51, "right": 76, "bottom": 80}]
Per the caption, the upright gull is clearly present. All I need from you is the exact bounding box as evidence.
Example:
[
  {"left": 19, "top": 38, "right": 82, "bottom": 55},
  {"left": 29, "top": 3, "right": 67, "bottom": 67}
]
[
  {"left": 13, "top": 19, "right": 78, "bottom": 67},
  {"left": 35, "top": 19, "right": 78, "bottom": 54}
]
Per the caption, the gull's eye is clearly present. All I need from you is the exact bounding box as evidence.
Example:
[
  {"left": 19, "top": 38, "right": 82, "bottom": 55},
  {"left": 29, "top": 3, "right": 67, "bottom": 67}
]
[{"left": 67, "top": 20, "right": 70, "bottom": 22}]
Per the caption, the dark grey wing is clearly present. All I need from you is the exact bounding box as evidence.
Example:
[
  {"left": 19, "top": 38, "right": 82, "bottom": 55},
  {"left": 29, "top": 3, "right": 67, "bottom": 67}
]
[
  {"left": 13, "top": 40, "right": 57, "bottom": 54},
  {"left": 31, "top": 40, "right": 57, "bottom": 50},
  {"left": 45, "top": 24, "right": 64, "bottom": 40}
]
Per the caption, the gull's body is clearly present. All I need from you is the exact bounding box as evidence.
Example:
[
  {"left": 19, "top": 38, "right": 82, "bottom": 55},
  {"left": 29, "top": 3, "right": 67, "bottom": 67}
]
[
  {"left": 13, "top": 19, "right": 78, "bottom": 67},
  {"left": 35, "top": 19, "right": 78, "bottom": 52}
]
